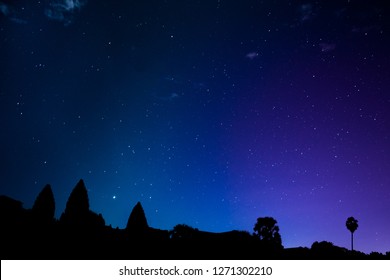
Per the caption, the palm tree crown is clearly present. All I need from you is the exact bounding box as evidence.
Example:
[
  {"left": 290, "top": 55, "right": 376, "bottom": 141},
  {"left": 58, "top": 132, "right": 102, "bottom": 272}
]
[{"left": 346, "top": 217, "right": 358, "bottom": 233}]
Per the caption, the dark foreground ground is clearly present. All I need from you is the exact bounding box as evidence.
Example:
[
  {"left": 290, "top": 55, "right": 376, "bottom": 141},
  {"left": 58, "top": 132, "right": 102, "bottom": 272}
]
[
  {"left": 1, "top": 193, "right": 389, "bottom": 260},
  {"left": 2, "top": 221, "right": 389, "bottom": 260}
]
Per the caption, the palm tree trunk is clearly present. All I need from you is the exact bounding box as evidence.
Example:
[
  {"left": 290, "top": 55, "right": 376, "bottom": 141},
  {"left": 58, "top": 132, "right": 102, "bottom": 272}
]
[{"left": 351, "top": 232, "right": 354, "bottom": 251}]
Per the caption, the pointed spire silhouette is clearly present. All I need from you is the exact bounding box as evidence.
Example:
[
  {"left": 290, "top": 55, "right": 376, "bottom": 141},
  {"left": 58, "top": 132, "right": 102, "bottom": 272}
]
[
  {"left": 32, "top": 184, "right": 55, "bottom": 223},
  {"left": 126, "top": 201, "right": 148, "bottom": 231},
  {"left": 64, "top": 179, "right": 90, "bottom": 216},
  {"left": 59, "top": 179, "right": 90, "bottom": 227}
]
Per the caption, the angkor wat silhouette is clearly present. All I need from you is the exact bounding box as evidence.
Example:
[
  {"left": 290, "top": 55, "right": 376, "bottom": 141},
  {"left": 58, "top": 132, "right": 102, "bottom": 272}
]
[{"left": 1, "top": 179, "right": 388, "bottom": 260}]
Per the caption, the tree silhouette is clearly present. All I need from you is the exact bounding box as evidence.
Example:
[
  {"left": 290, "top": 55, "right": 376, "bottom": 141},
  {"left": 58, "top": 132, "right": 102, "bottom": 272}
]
[
  {"left": 346, "top": 216, "right": 358, "bottom": 251},
  {"left": 169, "top": 224, "right": 199, "bottom": 240},
  {"left": 126, "top": 201, "right": 148, "bottom": 231},
  {"left": 31, "top": 184, "right": 55, "bottom": 225},
  {"left": 253, "top": 217, "right": 282, "bottom": 248}
]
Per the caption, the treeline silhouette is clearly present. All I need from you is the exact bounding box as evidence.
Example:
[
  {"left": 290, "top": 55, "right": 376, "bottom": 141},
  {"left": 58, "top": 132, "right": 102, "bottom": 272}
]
[{"left": 0, "top": 179, "right": 389, "bottom": 260}]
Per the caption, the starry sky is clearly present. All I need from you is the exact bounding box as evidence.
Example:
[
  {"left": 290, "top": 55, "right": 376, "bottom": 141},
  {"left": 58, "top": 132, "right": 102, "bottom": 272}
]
[{"left": 1, "top": 0, "right": 389, "bottom": 254}]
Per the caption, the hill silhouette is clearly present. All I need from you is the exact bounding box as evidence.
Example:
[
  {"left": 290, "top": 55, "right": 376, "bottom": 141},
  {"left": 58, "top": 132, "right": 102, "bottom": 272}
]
[{"left": 0, "top": 180, "right": 389, "bottom": 260}]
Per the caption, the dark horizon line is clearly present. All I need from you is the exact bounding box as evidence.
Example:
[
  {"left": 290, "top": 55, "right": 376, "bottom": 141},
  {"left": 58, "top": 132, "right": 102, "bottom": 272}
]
[{"left": 1, "top": 178, "right": 389, "bottom": 256}]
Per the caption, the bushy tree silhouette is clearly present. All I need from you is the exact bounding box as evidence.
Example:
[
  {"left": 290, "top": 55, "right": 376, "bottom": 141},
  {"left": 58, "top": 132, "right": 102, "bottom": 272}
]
[
  {"left": 311, "top": 241, "right": 347, "bottom": 259},
  {"left": 31, "top": 184, "right": 55, "bottom": 224},
  {"left": 169, "top": 224, "right": 199, "bottom": 240},
  {"left": 346, "top": 216, "right": 358, "bottom": 251},
  {"left": 126, "top": 202, "right": 148, "bottom": 231},
  {"left": 253, "top": 217, "right": 282, "bottom": 249}
]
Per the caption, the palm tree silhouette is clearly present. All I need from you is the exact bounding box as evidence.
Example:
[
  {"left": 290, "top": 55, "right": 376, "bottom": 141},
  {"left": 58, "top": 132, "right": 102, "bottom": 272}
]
[{"left": 346, "top": 217, "right": 358, "bottom": 251}]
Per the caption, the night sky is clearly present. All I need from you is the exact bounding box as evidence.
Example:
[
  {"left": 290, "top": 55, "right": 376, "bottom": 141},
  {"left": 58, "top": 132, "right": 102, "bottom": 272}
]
[{"left": 1, "top": 0, "right": 389, "bottom": 254}]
